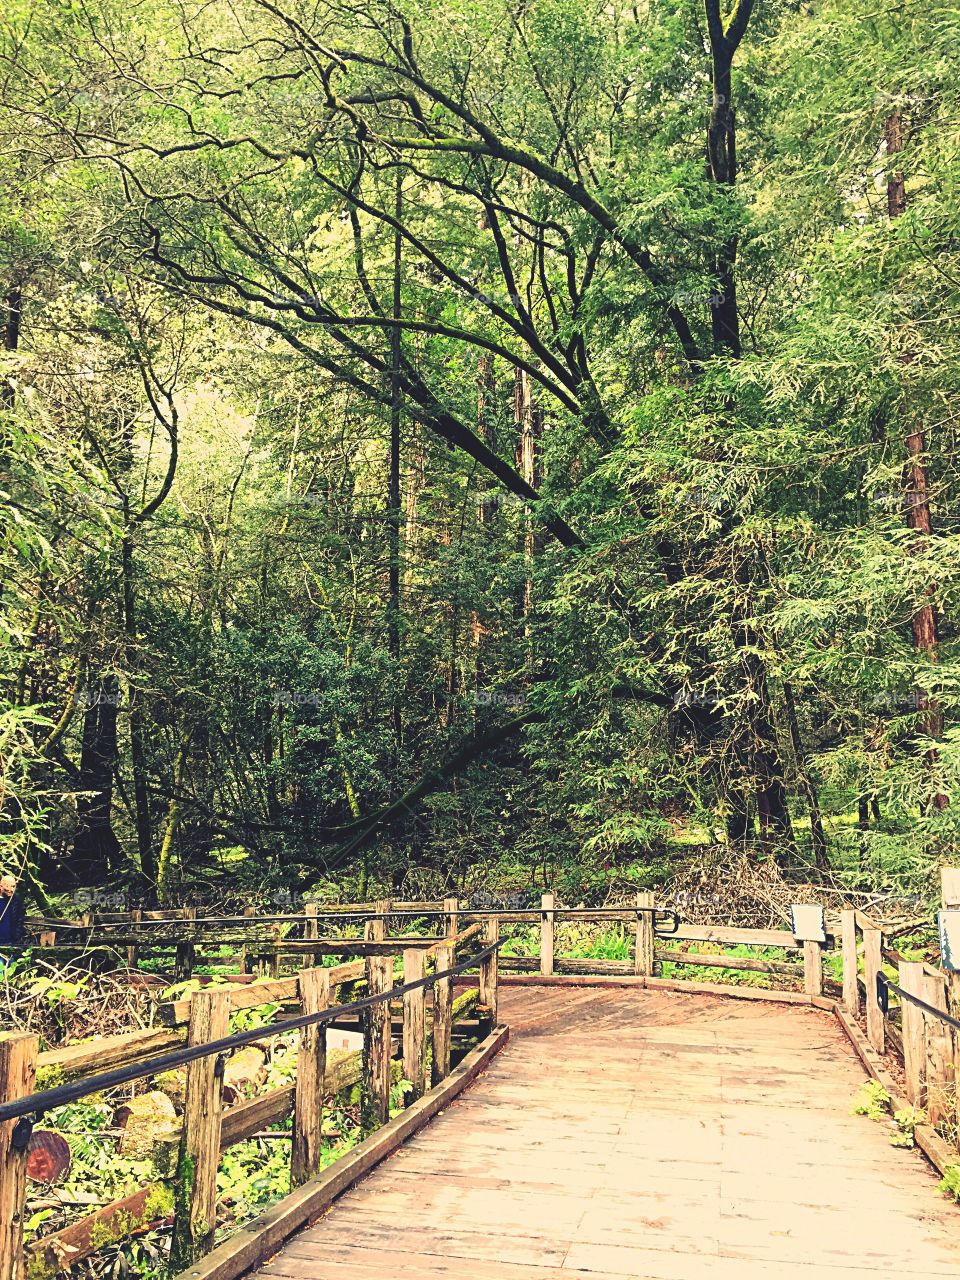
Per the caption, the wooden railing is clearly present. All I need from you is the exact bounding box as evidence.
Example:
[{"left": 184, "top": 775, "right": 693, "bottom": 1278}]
[{"left": 0, "top": 919, "right": 503, "bottom": 1280}]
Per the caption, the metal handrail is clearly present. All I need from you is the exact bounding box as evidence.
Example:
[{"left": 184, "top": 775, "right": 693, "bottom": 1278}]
[
  {"left": 875, "top": 972, "right": 960, "bottom": 1032},
  {"left": 0, "top": 939, "right": 504, "bottom": 1129}
]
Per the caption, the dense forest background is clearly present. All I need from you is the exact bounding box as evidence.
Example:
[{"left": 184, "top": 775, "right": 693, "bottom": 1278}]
[{"left": 1, "top": 0, "right": 959, "bottom": 910}]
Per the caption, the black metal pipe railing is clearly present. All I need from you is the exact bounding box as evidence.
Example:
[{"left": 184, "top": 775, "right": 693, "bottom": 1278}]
[
  {"left": 875, "top": 971, "right": 960, "bottom": 1032},
  {"left": 29, "top": 906, "right": 681, "bottom": 935},
  {"left": 0, "top": 939, "right": 505, "bottom": 1127}
]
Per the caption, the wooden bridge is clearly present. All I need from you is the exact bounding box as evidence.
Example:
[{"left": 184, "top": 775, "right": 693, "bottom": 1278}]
[{"left": 3, "top": 895, "right": 960, "bottom": 1280}]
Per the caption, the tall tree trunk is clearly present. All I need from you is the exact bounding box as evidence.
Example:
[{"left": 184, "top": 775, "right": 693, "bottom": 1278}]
[
  {"left": 388, "top": 173, "right": 403, "bottom": 754},
  {"left": 886, "top": 108, "right": 948, "bottom": 810},
  {"left": 704, "top": 0, "right": 792, "bottom": 857},
  {"left": 122, "top": 528, "right": 156, "bottom": 887},
  {"left": 72, "top": 675, "right": 123, "bottom": 880}
]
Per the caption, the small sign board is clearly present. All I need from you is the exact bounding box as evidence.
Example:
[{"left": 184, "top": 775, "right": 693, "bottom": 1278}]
[
  {"left": 790, "top": 903, "right": 826, "bottom": 944},
  {"left": 938, "top": 910, "right": 960, "bottom": 971}
]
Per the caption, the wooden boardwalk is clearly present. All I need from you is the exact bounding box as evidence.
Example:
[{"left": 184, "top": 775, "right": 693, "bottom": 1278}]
[{"left": 255, "top": 986, "right": 960, "bottom": 1280}]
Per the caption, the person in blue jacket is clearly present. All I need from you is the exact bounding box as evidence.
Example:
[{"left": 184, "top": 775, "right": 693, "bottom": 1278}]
[{"left": 0, "top": 874, "right": 27, "bottom": 964}]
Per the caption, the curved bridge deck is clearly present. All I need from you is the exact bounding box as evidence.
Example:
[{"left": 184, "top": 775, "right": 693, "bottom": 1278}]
[{"left": 256, "top": 986, "right": 960, "bottom": 1280}]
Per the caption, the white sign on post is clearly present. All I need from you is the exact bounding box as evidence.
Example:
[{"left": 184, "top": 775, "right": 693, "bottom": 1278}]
[
  {"left": 790, "top": 903, "right": 826, "bottom": 944},
  {"left": 938, "top": 911, "right": 960, "bottom": 972}
]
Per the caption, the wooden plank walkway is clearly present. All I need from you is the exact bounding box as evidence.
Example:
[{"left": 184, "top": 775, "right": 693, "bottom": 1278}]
[{"left": 255, "top": 986, "right": 960, "bottom": 1280}]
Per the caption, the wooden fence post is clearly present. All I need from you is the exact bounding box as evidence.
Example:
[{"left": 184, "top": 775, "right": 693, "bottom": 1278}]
[
  {"left": 304, "top": 903, "right": 320, "bottom": 967},
  {"left": 431, "top": 943, "right": 453, "bottom": 1086},
  {"left": 634, "top": 891, "right": 655, "bottom": 977},
  {"left": 863, "top": 925, "right": 885, "bottom": 1053},
  {"left": 268, "top": 923, "right": 282, "bottom": 979},
  {"left": 127, "top": 907, "right": 142, "bottom": 970},
  {"left": 291, "top": 967, "right": 330, "bottom": 1186},
  {"left": 443, "top": 896, "right": 459, "bottom": 940},
  {"left": 480, "top": 917, "right": 499, "bottom": 1028},
  {"left": 540, "top": 892, "right": 555, "bottom": 977},
  {"left": 803, "top": 939, "right": 824, "bottom": 997},
  {"left": 403, "top": 949, "right": 427, "bottom": 1102},
  {"left": 361, "top": 955, "right": 392, "bottom": 1133},
  {"left": 899, "top": 960, "right": 925, "bottom": 1105},
  {"left": 169, "top": 988, "right": 232, "bottom": 1270},
  {"left": 241, "top": 904, "right": 256, "bottom": 975},
  {"left": 841, "top": 909, "right": 859, "bottom": 1014},
  {"left": 924, "top": 972, "right": 952, "bottom": 1127},
  {"left": 175, "top": 906, "right": 197, "bottom": 982},
  {"left": 366, "top": 899, "right": 390, "bottom": 943},
  {"left": 0, "top": 1032, "right": 38, "bottom": 1280}
]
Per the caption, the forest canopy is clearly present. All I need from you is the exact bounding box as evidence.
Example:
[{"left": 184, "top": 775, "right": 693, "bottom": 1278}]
[{"left": 1, "top": 0, "right": 959, "bottom": 907}]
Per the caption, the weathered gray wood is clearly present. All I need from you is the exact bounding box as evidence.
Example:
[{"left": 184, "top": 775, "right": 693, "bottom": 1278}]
[
  {"left": 127, "top": 906, "right": 143, "bottom": 969},
  {"left": 672, "top": 924, "right": 802, "bottom": 949},
  {"left": 38, "top": 1026, "right": 184, "bottom": 1076},
  {"left": 169, "top": 988, "right": 232, "bottom": 1270},
  {"left": 365, "top": 900, "right": 390, "bottom": 944},
  {"left": 923, "top": 972, "right": 952, "bottom": 1127},
  {"left": 303, "top": 903, "right": 320, "bottom": 967},
  {"left": 291, "top": 968, "right": 330, "bottom": 1186},
  {"left": 655, "top": 950, "right": 798, "bottom": 976},
  {"left": 361, "top": 955, "right": 392, "bottom": 1132},
  {"left": 803, "top": 938, "right": 824, "bottom": 997},
  {"left": 480, "top": 916, "right": 500, "bottom": 1025},
  {"left": 241, "top": 905, "right": 256, "bottom": 975},
  {"left": 863, "top": 925, "right": 885, "bottom": 1053},
  {"left": 841, "top": 909, "right": 859, "bottom": 1014},
  {"left": 941, "top": 867, "right": 960, "bottom": 908},
  {"left": 634, "top": 891, "right": 655, "bottom": 977},
  {"left": 175, "top": 906, "right": 198, "bottom": 981},
  {"left": 899, "top": 960, "right": 925, "bottom": 1105},
  {"left": 443, "top": 896, "right": 458, "bottom": 940},
  {"left": 540, "top": 892, "right": 555, "bottom": 977},
  {"left": 0, "top": 1032, "right": 38, "bottom": 1280},
  {"left": 402, "top": 949, "right": 427, "bottom": 1102},
  {"left": 431, "top": 943, "right": 453, "bottom": 1086}
]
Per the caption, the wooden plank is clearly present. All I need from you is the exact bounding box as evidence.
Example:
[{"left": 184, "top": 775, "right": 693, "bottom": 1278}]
[
  {"left": 361, "top": 955, "right": 392, "bottom": 1132},
  {"left": 862, "top": 924, "right": 885, "bottom": 1053},
  {"left": 291, "top": 968, "right": 330, "bottom": 1186},
  {"left": 671, "top": 924, "right": 801, "bottom": 949},
  {"left": 402, "top": 949, "right": 427, "bottom": 1102},
  {"left": 160, "top": 962, "right": 365, "bottom": 1026},
  {"left": 38, "top": 1026, "right": 185, "bottom": 1076},
  {"left": 841, "top": 909, "right": 859, "bottom": 1014},
  {"left": 803, "top": 939, "right": 823, "bottom": 997},
  {"left": 656, "top": 951, "right": 799, "bottom": 976},
  {"left": 169, "top": 988, "right": 232, "bottom": 1270},
  {"left": 899, "top": 960, "right": 925, "bottom": 1105},
  {"left": 634, "top": 891, "right": 655, "bottom": 977},
  {"left": 0, "top": 1032, "right": 38, "bottom": 1280},
  {"left": 168, "top": 1028, "right": 509, "bottom": 1280},
  {"left": 540, "top": 892, "right": 555, "bottom": 978},
  {"left": 431, "top": 944, "right": 453, "bottom": 1086},
  {"left": 219, "top": 1048, "right": 367, "bottom": 1148},
  {"left": 27, "top": 1184, "right": 171, "bottom": 1274}
]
